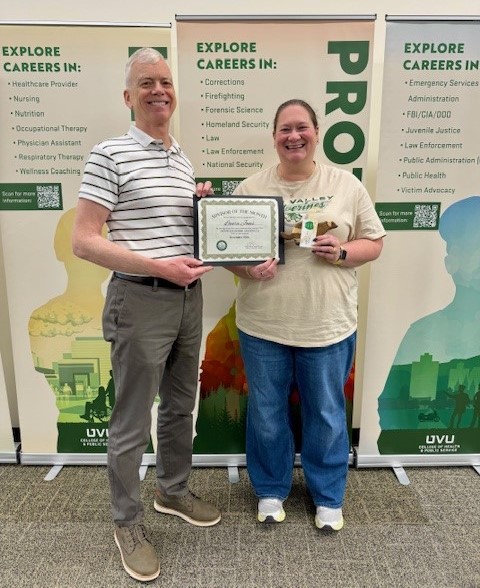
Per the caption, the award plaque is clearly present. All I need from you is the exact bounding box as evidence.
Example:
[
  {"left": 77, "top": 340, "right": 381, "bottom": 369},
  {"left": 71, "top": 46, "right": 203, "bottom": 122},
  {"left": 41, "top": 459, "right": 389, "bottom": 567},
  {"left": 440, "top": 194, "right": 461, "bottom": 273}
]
[{"left": 194, "top": 196, "right": 284, "bottom": 265}]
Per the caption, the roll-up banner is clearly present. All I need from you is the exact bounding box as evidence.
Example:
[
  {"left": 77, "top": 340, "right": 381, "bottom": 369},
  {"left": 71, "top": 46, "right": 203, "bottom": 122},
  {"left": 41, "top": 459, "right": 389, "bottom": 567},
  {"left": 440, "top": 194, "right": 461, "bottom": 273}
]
[
  {"left": 358, "top": 16, "right": 480, "bottom": 467},
  {"left": 0, "top": 350, "right": 16, "bottom": 462},
  {"left": 176, "top": 15, "right": 376, "bottom": 461},
  {"left": 0, "top": 23, "right": 171, "bottom": 464}
]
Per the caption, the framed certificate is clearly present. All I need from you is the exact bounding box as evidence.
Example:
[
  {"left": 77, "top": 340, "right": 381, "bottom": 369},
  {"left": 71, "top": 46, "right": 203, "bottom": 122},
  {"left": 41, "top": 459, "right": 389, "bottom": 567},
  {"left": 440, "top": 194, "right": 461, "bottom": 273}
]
[{"left": 193, "top": 195, "right": 285, "bottom": 265}]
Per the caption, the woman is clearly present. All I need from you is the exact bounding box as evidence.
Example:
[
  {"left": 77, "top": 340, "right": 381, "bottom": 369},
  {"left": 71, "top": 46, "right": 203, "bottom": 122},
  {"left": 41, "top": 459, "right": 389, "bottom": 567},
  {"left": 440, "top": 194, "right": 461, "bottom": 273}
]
[{"left": 228, "top": 99, "right": 385, "bottom": 530}]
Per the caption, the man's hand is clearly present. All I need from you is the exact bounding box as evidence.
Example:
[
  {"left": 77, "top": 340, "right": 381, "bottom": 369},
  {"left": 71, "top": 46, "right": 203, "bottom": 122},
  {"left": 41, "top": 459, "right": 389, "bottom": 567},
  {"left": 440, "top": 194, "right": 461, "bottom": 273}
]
[
  {"left": 195, "top": 181, "right": 214, "bottom": 198},
  {"left": 153, "top": 257, "right": 213, "bottom": 287}
]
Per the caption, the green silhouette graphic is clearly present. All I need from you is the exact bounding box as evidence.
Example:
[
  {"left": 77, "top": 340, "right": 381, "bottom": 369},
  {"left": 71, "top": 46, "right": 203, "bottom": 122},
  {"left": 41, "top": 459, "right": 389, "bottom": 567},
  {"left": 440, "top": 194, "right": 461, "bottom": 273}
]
[
  {"left": 28, "top": 208, "right": 113, "bottom": 452},
  {"left": 378, "top": 196, "right": 480, "bottom": 454}
]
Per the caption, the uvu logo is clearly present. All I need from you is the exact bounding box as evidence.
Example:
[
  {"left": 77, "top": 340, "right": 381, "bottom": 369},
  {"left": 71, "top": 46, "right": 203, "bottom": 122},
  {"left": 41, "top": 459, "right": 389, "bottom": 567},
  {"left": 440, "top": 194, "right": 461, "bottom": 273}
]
[
  {"left": 426, "top": 434, "right": 454, "bottom": 444},
  {"left": 86, "top": 428, "right": 109, "bottom": 438}
]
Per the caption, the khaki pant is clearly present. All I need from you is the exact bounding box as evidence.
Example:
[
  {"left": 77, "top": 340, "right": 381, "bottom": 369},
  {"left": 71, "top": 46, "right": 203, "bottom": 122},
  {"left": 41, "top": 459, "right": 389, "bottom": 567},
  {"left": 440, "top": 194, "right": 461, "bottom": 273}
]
[{"left": 103, "top": 275, "right": 203, "bottom": 525}]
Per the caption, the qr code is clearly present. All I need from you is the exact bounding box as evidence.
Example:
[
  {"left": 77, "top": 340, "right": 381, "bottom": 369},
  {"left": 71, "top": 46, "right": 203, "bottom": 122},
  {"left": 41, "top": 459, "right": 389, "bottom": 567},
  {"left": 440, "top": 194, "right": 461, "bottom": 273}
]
[
  {"left": 221, "top": 180, "right": 241, "bottom": 195},
  {"left": 413, "top": 204, "right": 439, "bottom": 228},
  {"left": 37, "top": 185, "right": 61, "bottom": 209}
]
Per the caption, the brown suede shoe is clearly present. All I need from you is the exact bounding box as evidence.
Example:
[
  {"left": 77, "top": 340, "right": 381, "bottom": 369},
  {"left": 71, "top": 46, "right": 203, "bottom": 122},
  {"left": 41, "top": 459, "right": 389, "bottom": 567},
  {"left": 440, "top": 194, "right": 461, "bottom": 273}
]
[
  {"left": 114, "top": 524, "right": 160, "bottom": 582},
  {"left": 154, "top": 489, "right": 221, "bottom": 527}
]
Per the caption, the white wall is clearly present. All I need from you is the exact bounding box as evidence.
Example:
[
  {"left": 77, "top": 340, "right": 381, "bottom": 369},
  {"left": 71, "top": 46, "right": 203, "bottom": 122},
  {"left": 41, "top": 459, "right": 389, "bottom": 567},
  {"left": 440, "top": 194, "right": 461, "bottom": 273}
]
[{"left": 0, "top": 0, "right": 474, "bottom": 428}]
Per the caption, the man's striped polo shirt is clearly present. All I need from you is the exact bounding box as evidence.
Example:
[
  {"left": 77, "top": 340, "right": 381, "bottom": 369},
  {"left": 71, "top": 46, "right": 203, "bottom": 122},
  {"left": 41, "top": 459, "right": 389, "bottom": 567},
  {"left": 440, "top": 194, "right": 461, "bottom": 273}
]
[{"left": 79, "top": 125, "right": 197, "bottom": 260}]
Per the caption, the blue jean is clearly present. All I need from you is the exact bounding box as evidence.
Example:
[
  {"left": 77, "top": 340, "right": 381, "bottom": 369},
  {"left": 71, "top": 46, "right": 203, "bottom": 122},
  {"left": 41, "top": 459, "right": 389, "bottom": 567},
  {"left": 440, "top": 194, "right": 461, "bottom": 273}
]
[{"left": 238, "top": 330, "right": 356, "bottom": 508}]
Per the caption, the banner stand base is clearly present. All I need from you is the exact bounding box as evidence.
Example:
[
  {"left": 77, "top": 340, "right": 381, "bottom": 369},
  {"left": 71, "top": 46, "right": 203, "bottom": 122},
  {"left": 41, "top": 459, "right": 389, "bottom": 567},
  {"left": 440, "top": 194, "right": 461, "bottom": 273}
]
[
  {"left": 355, "top": 452, "right": 479, "bottom": 468},
  {"left": 228, "top": 466, "right": 240, "bottom": 483},
  {"left": 393, "top": 466, "right": 410, "bottom": 486},
  {"left": 20, "top": 451, "right": 353, "bottom": 467},
  {"left": 42, "top": 462, "right": 150, "bottom": 482},
  {"left": 44, "top": 465, "right": 63, "bottom": 481},
  {"left": 0, "top": 452, "right": 17, "bottom": 464},
  {"left": 354, "top": 450, "right": 480, "bottom": 485},
  {"left": 22, "top": 452, "right": 356, "bottom": 485},
  {"left": 391, "top": 464, "right": 480, "bottom": 485}
]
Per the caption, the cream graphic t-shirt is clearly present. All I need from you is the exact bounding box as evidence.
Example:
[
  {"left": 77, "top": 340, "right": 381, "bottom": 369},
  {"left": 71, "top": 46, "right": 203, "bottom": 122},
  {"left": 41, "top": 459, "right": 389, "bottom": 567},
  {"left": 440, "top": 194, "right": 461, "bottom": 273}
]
[{"left": 233, "top": 163, "right": 386, "bottom": 347}]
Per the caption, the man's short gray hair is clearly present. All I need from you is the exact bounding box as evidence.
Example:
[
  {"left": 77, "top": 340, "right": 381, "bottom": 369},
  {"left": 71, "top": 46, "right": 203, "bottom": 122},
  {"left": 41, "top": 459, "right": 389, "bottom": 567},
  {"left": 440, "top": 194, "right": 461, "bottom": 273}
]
[{"left": 125, "top": 47, "right": 165, "bottom": 87}]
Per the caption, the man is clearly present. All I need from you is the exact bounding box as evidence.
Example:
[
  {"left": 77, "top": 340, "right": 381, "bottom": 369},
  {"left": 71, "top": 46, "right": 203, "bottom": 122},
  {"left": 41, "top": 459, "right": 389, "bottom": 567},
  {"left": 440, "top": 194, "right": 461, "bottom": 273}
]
[{"left": 72, "top": 47, "right": 220, "bottom": 583}]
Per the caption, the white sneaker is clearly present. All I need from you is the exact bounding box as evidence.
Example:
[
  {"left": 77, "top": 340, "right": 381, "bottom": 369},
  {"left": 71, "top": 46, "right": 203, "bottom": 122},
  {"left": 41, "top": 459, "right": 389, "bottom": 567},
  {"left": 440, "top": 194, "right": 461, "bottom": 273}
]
[
  {"left": 257, "top": 498, "right": 286, "bottom": 523},
  {"left": 315, "top": 506, "right": 344, "bottom": 531}
]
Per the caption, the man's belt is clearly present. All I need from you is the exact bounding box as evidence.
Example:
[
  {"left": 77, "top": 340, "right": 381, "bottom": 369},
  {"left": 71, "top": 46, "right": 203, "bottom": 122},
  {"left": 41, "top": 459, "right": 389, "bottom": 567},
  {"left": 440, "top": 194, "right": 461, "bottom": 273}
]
[{"left": 113, "top": 272, "right": 198, "bottom": 290}]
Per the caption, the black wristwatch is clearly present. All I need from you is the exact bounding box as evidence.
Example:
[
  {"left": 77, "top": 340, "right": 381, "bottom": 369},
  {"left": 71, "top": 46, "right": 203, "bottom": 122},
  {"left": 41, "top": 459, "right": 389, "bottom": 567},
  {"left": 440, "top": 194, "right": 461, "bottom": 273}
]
[{"left": 335, "top": 247, "right": 347, "bottom": 265}]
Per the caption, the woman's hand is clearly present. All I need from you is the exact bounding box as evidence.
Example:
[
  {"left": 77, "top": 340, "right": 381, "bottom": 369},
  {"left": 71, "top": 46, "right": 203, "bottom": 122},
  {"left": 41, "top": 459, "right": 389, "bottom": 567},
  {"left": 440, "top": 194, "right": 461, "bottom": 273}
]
[
  {"left": 311, "top": 234, "right": 342, "bottom": 263},
  {"left": 245, "top": 257, "right": 279, "bottom": 280},
  {"left": 311, "top": 236, "right": 384, "bottom": 267}
]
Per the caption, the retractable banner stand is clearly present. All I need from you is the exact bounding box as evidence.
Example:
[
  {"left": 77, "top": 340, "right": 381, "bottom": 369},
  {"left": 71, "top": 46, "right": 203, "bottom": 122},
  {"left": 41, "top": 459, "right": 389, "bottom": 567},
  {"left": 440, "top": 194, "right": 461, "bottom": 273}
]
[
  {"left": 176, "top": 15, "right": 375, "bottom": 462},
  {"left": 0, "top": 23, "right": 171, "bottom": 464},
  {"left": 358, "top": 17, "right": 480, "bottom": 468},
  {"left": 0, "top": 350, "right": 16, "bottom": 462}
]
